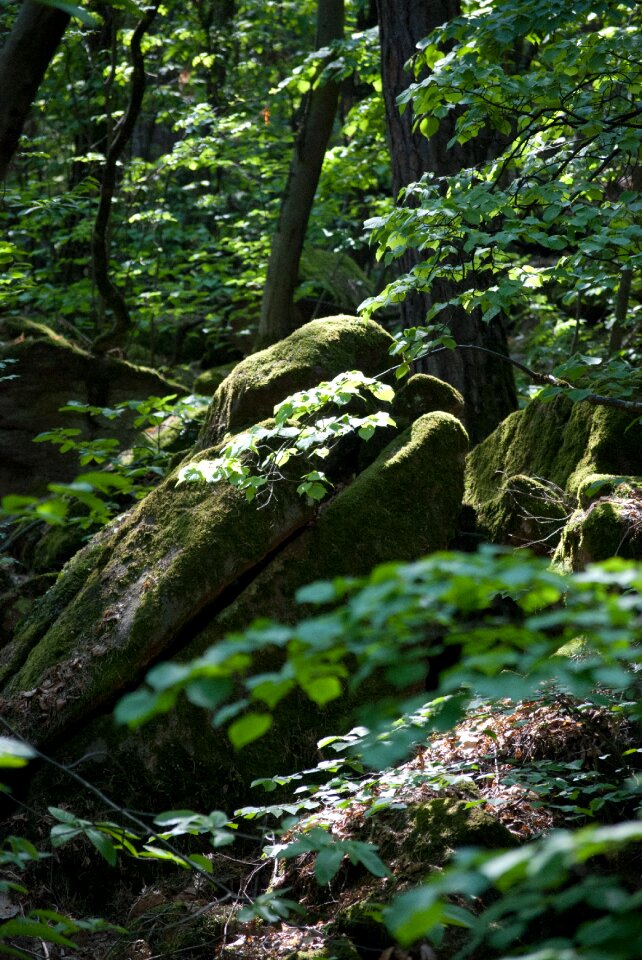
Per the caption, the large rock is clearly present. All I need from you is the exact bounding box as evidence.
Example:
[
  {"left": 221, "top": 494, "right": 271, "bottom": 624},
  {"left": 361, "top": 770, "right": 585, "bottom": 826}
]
[
  {"left": 1, "top": 320, "right": 468, "bottom": 814},
  {"left": 200, "top": 315, "right": 394, "bottom": 446},
  {"left": 465, "top": 396, "right": 642, "bottom": 560},
  {"left": 0, "top": 323, "right": 183, "bottom": 496}
]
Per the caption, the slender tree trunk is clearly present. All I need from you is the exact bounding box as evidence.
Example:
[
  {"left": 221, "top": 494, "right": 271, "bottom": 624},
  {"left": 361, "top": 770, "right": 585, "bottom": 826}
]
[
  {"left": 91, "top": 4, "right": 159, "bottom": 355},
  {"left": 0, "top": 0, "right": 70, "bottom": 181},
  {"left": 376, "top": 0, "right": 516, "bottom": 443},
  {"left": 256, "top": 0, "right": 344, "bottom": 348}
]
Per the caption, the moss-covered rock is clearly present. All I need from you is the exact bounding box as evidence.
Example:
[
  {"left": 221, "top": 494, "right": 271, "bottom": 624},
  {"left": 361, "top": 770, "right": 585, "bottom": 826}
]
[
  {"left": 193, "top": 361, "right": 238, "bottom": 396},
  {"left": 1, "top": 319, "right": 468, "bottom": 821},
  {"left": 200, "top": 316, "right": 393, "bottom": 447},
  {"left": 392, "top": 374, "right": 464, "bottom": 428},
  {"left": 19, "top": 411, "right": 468, "bottom": 815},
  {"left": 0, "top": 324, "right": 184, "bottom": 496},
  {"left": 187, "top": 412, "right": 468, "bottom": 652},
  {"left": 0, "top": 469, "right": 316, "bottom": 743},
  {"left": 474, "top": 474, "right": 571, "bottom": 555},
  {"left": 554, "top": 489, "right": 642, "bottom": 569},
  {"left": 465, "top": 396, "right": 642, "bottom": 556}
]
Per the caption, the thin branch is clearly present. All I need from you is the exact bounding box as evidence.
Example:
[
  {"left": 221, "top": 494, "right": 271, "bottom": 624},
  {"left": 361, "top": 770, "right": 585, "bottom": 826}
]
[
  {"left": 0, "top": 715, "right": 239, "bottom": 901},
  {"left": 424, "top": 344, "right": 642, "bottom": 413}
]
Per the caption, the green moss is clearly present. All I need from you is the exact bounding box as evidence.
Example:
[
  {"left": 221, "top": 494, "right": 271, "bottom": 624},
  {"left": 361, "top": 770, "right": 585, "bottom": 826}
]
[
  {"left": 30, "top": 524, "right": 88, "bottom": 574},
  {"left": 393, "top": 374, "right": 464, "bottom": 427},
  {"left": 190, "top": 412, "right": 468, "bottom": 651},
  {"left": 200, "top": 316, "right": 394, "bottom": 447},
  {"left": 2, "top": 461, "right": 315, "bottom": 746},
  {"left": 474, "top": 474, "right": 571, "bottom": 553},
  {"left": 466, "top": 396, "right": 642, "bottom": 553},
  {"left": 554, "top": 495, "right": 642, "bottom": 570},
  {"left": 193, "top": 361, "right": 238, "bottom": 396},
  {"left": 465, "top": 396, "right": 577, "bottom": 509}
]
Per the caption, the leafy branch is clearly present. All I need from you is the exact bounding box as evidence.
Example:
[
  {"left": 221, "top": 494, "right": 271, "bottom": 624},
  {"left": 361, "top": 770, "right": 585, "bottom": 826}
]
[{"left": 177, "top": 370, "right": 395, "bottom": 504}]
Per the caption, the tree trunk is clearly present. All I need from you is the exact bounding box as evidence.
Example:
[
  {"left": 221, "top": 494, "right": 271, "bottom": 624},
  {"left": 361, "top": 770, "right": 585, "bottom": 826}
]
[
  {"left": 376, "top": 0, "right": 516, "bottom": 443},
  {"left": 256, "top": 0, "right": 344, "bottom": 348},
  {"left": 0, "top": 0, "right": 70, "bottom": 181}
]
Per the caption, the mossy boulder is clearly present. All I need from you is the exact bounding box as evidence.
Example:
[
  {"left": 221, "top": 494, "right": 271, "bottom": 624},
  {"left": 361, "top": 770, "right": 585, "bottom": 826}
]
[
  {"left": 0, "top": 323, "right": 184, "bottom": 496},
  {"left": 0, "top": 467, "right": 316, "bottom": 744},
  {"left": 554, "top": 484, "right": 642, "bottom": 569},
  {"left": 193, "top": 361, "right": 238, "bottom": 396},
  {"left": 474, "top": 474, "right": 572, "bottom": 555},
  {"left": 465, "top": 396, "right": 642, "bottom": 556},
  {"left": 0, "top": 315, "right": 468, "bottom": 818},
  {"left": 190, "top": 411, "right": 468, "bottom": 649},
  {"left": 200, "top": 316, "right": 393, "bottom": 446},
  {"left": 392, "top": 374, "right": 464, "bottom": 428},
  {"left": 279, "top": 798, "right": 516, "bottom": 959},
  {"left": 11, "top": 411, "right": 468, "bottom": 815}
]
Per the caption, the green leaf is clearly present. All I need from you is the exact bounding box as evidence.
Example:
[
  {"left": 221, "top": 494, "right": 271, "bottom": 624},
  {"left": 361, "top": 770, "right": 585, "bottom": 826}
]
[
  {"left": 349, "top": 843, "right": 390, "bottom": 878},
  {"left": 0, "top": 737, "right": 35, "bottom": 768},
  {"left": 419, "top": 116, "right": 439, "bottom": 138},
  {"left": 228, "top": 713, "right": 273, "bottom": 749},
  {"left": 114, "top": 688, "right": 175, "bottom": 727},
  {"left": 185, "top": 677, "right": 232, "bottom": 710},
  {"left": 301, "top": 675, "right": 342, "bottom": 705},
  {"left": 86, "top": 829, "right": 117, "bottom": 866},
  {"left": 370, "top": 382, "right": 395, "bottom": 403},
  {"left": 314, "top": 845, "right": 345, "bottom": 885},
  {"left": 296, "top": 580, "right": 338, "bottom": 605},
  {"left": 36, "top": 0, "right": 98, "bottom": 26}
]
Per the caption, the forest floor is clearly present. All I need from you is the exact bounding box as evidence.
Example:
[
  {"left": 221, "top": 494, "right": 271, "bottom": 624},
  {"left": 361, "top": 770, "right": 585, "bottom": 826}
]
[{"left": 6, "top": 691, "right": 634, "bottom": 960}]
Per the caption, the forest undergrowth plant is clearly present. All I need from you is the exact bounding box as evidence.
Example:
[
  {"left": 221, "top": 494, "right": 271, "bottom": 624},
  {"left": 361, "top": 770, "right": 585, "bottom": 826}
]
[
  {"left": 0, "top": 736, "right": 124, "bottom": 960},
  {"left": 109, "top": 548, "right": 642, "bottom": 956},
  {"left": 4, "top": 551, "right": 642, "bottom": 956},
  {"left": 178, "top": 370, "right": 395, "bottom": 503},
  {"left": 0, "top": 393, "right": 207, "bottom": 537}
]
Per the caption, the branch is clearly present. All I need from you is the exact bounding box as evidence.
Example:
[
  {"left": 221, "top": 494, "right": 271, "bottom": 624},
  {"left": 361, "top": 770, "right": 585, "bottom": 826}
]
[
  {"left": 0, "top": 715, "right": 238, "bottom": 900},
  {"left": 424, "top": 344, "right": 642, "bottom": 413}
]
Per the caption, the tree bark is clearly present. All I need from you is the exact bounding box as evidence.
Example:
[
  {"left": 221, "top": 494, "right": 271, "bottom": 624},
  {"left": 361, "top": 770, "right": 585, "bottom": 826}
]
[
  {"left": 376, "top": 0, "right": 516, "bottom": 443},
  {"left": 0, "top": 0, "right": 70, "bottom": 181},
  {"left": 256, "top": 0, "right": 344, "bottom": 348}
]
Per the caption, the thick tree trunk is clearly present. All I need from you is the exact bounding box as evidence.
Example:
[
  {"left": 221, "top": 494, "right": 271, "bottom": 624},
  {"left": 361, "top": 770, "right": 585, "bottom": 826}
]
[
  {"left": 376, "top": 0, "right": 516, "bottom": 443},
  {"left": 256, "top": 0, "right": 344, "bottom": 348},
  {"left": 0, "top": 0, "right": 70, "bottom": 181}
]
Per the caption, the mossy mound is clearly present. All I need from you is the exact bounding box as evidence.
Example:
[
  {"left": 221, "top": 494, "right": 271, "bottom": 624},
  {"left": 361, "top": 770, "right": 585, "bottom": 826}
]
[
  {"left": 465, "top": 396, "right": 642, "bottom": 558},
  {"left": 392, "top": 374, "right": 464, "bottom": 428},
  {"left": 554, "top": 485, "right": 642, "bottom": 569},
  {"left": 1, "top": 309, "right": 468, "bottom": 817},
  {"left": 474, "top": 474, "right": 572, "bottom": 555},
  {"left": 277, "top": 798, "right": 515, "bottom": 959},
  {"left": 185, "top": 412, "right": 467, "bottom": 655},
  {"left": 193, "top": 361, "right": 238, "bottom": 396},
  {"left": 0, "top": 467, "right": 316, "bottom": 744},
  {"left": 21, "top": 411, "right": 467, "bottom": 816},
  {"left": 200, "top": 316, "right": 393, "bottom": 446},
  {"left": 0, "top": 324, "right": 184, "bottom": 496}
]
